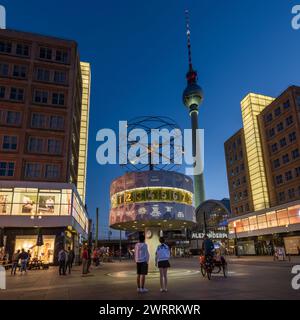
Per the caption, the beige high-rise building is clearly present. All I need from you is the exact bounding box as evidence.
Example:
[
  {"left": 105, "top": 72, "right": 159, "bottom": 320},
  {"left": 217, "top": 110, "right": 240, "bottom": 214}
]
[{"left": 225, "top": 86, "right": 300, "bottom": 255}]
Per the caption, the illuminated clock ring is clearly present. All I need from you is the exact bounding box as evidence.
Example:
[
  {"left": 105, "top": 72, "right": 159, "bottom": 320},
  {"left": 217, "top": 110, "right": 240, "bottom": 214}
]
[{"left": 111, "top": 187, "right": 193, "bottom": 209}]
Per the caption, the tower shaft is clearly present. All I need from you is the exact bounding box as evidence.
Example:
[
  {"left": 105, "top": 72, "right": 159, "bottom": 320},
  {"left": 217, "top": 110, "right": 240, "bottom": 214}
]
[{"left": 190, "top": 110, "right": 205, "bottom": 208}]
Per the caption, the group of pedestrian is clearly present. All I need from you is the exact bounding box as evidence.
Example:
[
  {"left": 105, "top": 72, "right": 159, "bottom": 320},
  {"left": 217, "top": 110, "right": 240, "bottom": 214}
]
[
  {"left": 134, "top": 234, "right": 171, "bottom": 293},
  {"left": 11, "top": 248, "right": 31, "bottom": 275},
  {"left": 57, "top": 247, "right": 75, "bottom": 276}
]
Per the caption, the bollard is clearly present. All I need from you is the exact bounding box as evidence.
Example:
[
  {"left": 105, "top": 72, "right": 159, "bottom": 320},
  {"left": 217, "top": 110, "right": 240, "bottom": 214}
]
[{"left": 0, "top": 265, "right": 6, "bottom": 290}]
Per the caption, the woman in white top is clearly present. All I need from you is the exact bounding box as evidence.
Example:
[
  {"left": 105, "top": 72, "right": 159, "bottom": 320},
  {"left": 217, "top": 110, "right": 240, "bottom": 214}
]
[{"left": 155, "top": 237, "right": 170, "bottom": 292}]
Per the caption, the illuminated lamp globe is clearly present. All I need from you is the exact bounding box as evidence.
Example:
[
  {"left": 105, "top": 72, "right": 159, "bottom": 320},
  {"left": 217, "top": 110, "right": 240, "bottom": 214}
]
[{"left": 183, "top": 83, "right": 204, "bottom": 109}]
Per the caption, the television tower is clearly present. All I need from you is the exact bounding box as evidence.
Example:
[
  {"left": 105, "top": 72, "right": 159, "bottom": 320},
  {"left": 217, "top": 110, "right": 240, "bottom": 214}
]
[{"left": 182, "top": 10, "right": 205, "bottom": 208}]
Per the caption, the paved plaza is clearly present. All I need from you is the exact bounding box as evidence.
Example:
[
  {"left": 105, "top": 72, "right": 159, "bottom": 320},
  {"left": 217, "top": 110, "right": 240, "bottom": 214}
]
[{"left": 0, "top": 257, "right": 299, "bottom": 300}]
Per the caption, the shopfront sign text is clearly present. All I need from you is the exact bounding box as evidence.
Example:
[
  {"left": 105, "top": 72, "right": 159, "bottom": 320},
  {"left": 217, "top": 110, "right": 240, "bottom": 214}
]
[{"left": 191, "top": 232, "right": 228, "bottom": 239}]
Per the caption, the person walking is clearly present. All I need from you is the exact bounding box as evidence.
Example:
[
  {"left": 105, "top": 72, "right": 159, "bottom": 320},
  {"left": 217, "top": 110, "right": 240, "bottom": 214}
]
[
  {"left": 58, "top": 248, "right": 67, "bottom": 275},
  {"left": 155, "top": 237, "right": 171, "bottom": 292},
  {"left": 19, "top": 249, "right": 29, "bottom": 274},
  {"left": 82, "top": 246, "right": 88, "bottom": 275},
  {"left": 11, "top": 250, "right": 20, "bottom": 275},
  {"left": 66, "top": 247, "right": 74, "bottom": 274},
  {"left": 135, "top": 233, "right": 149, "bottom": 293}
]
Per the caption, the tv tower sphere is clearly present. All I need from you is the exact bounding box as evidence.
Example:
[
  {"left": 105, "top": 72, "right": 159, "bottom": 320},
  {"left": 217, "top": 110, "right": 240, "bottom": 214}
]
[{"left": 183, "top": 82, "right": 204, "bottom": 110}]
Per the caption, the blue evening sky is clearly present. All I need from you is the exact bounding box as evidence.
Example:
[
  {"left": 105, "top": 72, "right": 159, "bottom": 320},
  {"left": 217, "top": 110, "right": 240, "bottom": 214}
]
[{"left": 2, "top": 1, "right": 300, "bottom": 238}]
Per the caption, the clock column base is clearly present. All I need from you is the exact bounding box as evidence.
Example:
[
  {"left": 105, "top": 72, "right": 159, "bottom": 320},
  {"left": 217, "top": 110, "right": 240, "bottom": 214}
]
[{"left": 145, "top": 227, "right": 160, "bottom": 272}]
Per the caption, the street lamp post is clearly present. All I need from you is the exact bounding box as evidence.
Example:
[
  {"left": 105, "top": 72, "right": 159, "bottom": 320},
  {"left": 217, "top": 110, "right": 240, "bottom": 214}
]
[{"left": 203, "top": 211, "right": 207, "bottom": 234}]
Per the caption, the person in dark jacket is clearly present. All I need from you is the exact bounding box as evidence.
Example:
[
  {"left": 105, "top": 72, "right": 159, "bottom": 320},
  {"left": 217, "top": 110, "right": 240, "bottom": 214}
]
[
  {"left": 66, "top": 247, "right": 75, "bottom": 274},
  {"left": 202, "top": 235, "right": 215, "bottom": 257}
]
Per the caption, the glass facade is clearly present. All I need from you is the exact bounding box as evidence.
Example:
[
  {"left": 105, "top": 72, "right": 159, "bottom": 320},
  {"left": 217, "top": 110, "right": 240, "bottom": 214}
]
[
  {"left": 229, "top": 204, "right": 300, "bottom": 234},
  {"left": 77, "top": 62, "right": 91, "bottom": 204},
  {"left": 241, "top": 93, "right": 275, "bottom": 211},
  {"left": 0, "top": 185, "right": 88, "bottom": 233}
]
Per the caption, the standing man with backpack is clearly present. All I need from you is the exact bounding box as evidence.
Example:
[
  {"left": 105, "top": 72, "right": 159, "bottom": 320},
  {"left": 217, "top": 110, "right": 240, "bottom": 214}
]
[
  {"left": 155, "top": 237, "right": 171, "bottom": 292},
  {"left": 135, "top": 233, "right": 149, "bottom": 293}
]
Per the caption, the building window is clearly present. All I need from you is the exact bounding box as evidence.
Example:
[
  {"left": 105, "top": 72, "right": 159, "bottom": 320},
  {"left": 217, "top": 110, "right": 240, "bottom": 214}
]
[
  {"left": 279, "top": 138, "right": 287, "bottom": 148},
  {"left": 285, "top": 171, "right": 293, "bottom": 181},
  {"left": 288, "top": 188, "right": 295, "bottom": 199},
  {"left": 16, "top": 44, "right": 29, "bottom": 56},
  {"left": 2, "top": 136, "right": 17, "bottom": 150},
  {"left": 39, "top": 47, "right": 52, "bottom": 60},
  {"left": 6, "top": 111, "right": 21, "bottom": 125},
  {"left": 28, "top": 137, "right": 43, "bottom": 153},
  {"left": 289, "top": 132, "right": 296, "bottom": 142},
  {"left": 276, "top": 122, "right": 284, "bottom": 132},
  {"left": 286, "top": 115, "right": 293, "bottom": 126},
  {"left": 50, "top": 116, "right": 64, "bottom": 130},
  {"left": 269, "top": 128, "right": 275, "bottom": 138},
  {"left": 265, "top": 113, "right": 273, "bottom": 123},
  {"left": 0, "top": 162, "right": 14, "bottom": 177},
  {"left": 0, "top": 86, "right": 5, "bottom": 98},
  {"left": 282, "top": 154, "right": 289, "bottom": 164},
  {"left": 31, "top": 113, "right": 47, "bottom": 129},
  {"left": 47, "top": 139, "right": 62, "bottom": 154},
  {"left": 235, "top": 166, "right": 239, "bottom": 174},
  {"left": 25, "top": 163, "right": 41, "bottom": 178},
  {"left": 55, "top": 50, "right": 68, "bottom": 63},
  {"left": 278, "top": 191, "right": 285, "bottom": 202},
  {"left": 292, "top": 149, "right": 300, "bottom": 159},
  {"left": 271, "top": 143, "right": 278, "bottom": 153},
  {"left": 275, "top": 175, "right": 283, "bottom": 185},
  {"left": 243, "top": 190, "right": 248, "bottom": 197},
  {"left": 0, "top": 41, "right": 12, "bottom": 53},
  {"left": 54, "top": 71, "right": 67, "bottom": 84},
  {"left": 240, "top": 163, "right": 245, "bottom": 171},
  {"left": 296, "top": 96, "right": 300, "bottom": 109},
  {"left": 13, "top": 65, "right": 27, "bottom": 78},
  {"left": 245, "top": 203, "right": 249, "bottom": 211},
  {"left": 295, "top": 167, "right": 300, "bottom": 177},
  {"left": 10, "top": 87, "right": 24, "bottom": 101},
  {"left": 52, "top": 93, "right": 65, "bottom": 106},
  {"left": 274, "top": 107, "right": 281, "bottom": 116},
  {"left": 242, "top": 176, "right": 246, "bottom": 183},
  {"left": 0, "top": 63, "right": 9, "bottom": 76},
  {"left": 45, "top": 164, "right": 60, "bottom": 179},
  {"left": 34, "top": 90, "right": 48, "bottom": 104},
  {"left": 274, "top": 159, "right": 280, "bottom": 168},
  {"left": 283, "top": 100, "right": 290, "bottom": 109},
  {"left": 36, "top": 68, "right": 50, "bottom": 82}
]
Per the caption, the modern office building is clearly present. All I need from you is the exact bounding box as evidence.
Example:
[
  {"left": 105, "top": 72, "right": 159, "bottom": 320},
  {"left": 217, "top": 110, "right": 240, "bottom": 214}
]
[
  {"left": 225, "top": 86, "right": 300, "bottom": 255},
  {"left": 0, "top": 29, "right": 90, "bottom": 263}
]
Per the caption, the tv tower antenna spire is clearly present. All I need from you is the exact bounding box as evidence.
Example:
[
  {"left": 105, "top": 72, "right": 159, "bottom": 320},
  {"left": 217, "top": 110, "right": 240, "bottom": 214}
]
[{"left": 185, "top": 9, "right": 197, "bottom": 84}]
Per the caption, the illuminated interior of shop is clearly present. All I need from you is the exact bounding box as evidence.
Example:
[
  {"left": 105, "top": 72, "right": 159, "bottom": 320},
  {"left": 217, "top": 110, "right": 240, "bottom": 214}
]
[
  {"left": 0, "top": 186, "right": 88, "bottom": 232},
  {"left": 15, "top": 235, "right": 55, "bottom": 263},
  {"left": 229, "top": 204, "right": 300, "bottom": 234}
]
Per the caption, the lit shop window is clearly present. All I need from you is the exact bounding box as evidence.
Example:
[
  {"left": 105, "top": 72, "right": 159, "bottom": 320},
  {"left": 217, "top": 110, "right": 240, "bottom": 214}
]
[
  {"left": 0, "top": 191, "right": 13, "bottom": 214},
  {"left": 15, "top": 235, "right": 55, "bottom": 263}
]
